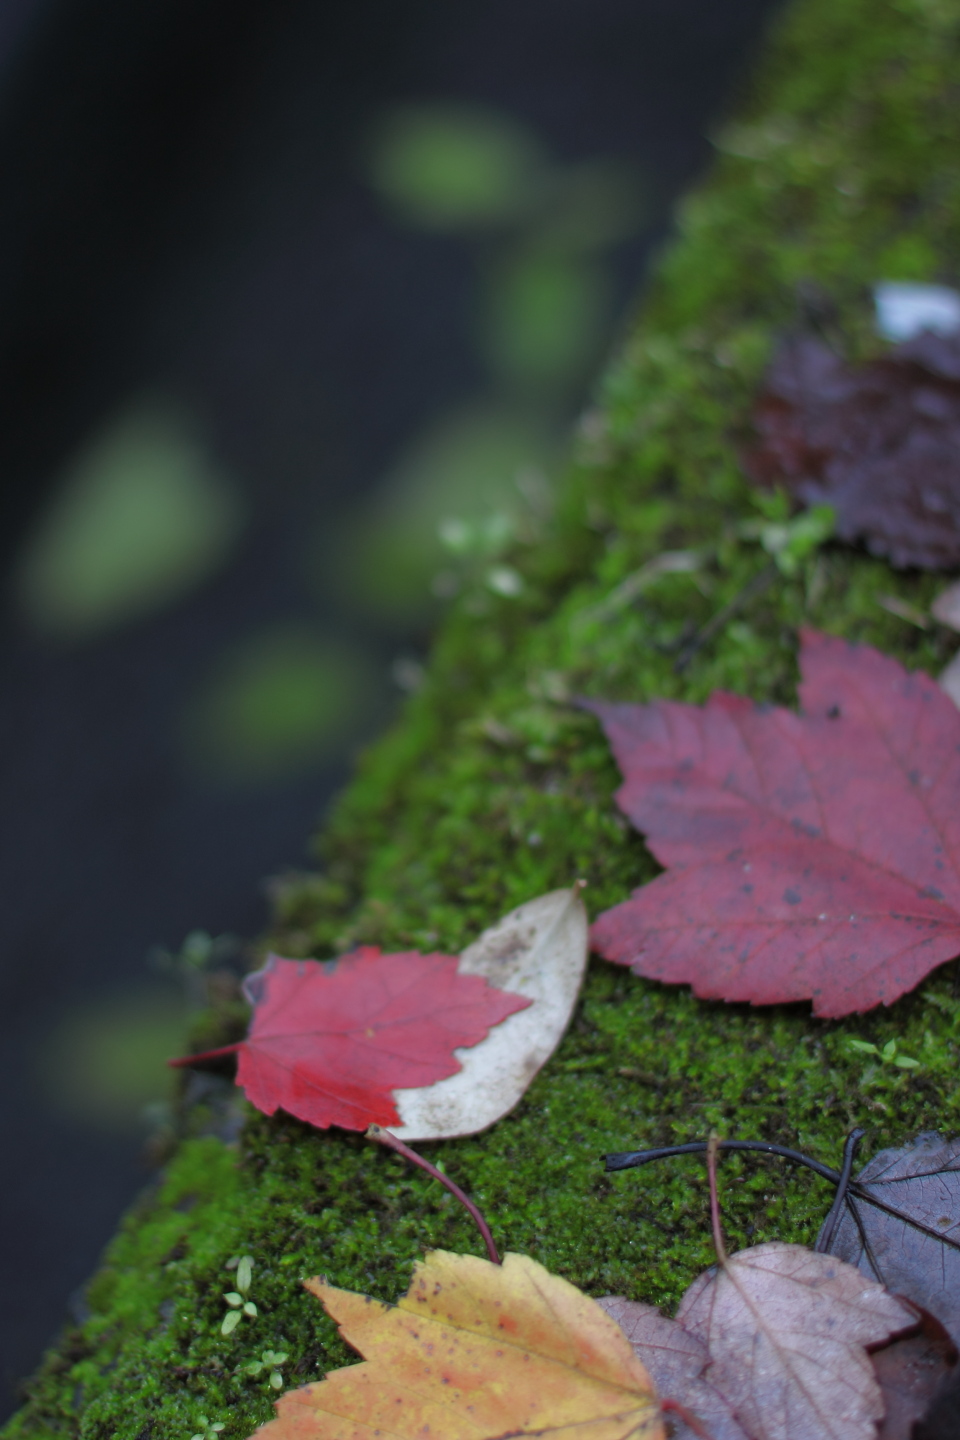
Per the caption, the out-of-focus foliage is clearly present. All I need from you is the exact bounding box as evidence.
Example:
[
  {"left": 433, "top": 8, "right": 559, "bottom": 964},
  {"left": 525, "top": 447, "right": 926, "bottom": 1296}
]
[
  {"left": 325, "top": 107, "right": 646, "bottom": 626},
  {"left": 326, "top": 404, "right": 547, "bottom": 623},
  {"left": 477, "top": 250, "right": 611, "bottom": 390},
  {"left": 15, "top": 397, "right": 243, "bottom": 638},
  {"left": 39, "top": 987, "right": 185, "bottom": 1131},
  {"left": 182, "top": 625, "right": 377, "bottom": 784},
  {"left": 366, "top": 106, "right": 545, "bottom": 229}
]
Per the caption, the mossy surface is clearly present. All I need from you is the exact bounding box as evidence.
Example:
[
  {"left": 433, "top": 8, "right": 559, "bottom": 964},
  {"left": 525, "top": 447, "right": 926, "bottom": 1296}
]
[{"left": 9, "top": 0, "right": 960, "bottom": 1435}]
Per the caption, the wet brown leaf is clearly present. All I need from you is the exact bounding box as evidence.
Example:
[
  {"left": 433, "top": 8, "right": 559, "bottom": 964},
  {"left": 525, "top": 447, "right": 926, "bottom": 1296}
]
[
  {"left": 598, "top": 1297, "right": 748, "bottom": 1440},
  {"left": 675, "top": 1242, "right": 913, "bottom": 1440},
  {"left": 871, "top": 1310, "right": 957, "bottom": 1440},
  {"left": 914, "top": 1364, "right": 960, "bottom": 1440}
]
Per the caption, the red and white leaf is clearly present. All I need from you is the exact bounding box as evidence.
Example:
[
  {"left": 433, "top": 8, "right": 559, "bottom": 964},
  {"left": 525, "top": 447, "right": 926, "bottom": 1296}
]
[
  {"left": 173, "top": 946, "right": 529, "bottom": 1132},
  {"left": 393, "top": 885, "right": 588, "bottom": 1140},
  {"left": 171, "top": 888, "right": 591, "bottom": 1136}
]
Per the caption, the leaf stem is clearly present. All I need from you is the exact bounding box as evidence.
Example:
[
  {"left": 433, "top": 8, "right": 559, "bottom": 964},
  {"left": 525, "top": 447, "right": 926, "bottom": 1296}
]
[
  {"left": 706, "top": 1134, "right": 727, "bottom": 1265},
  {"left": 365, "top": 1125, "right": 501, "bottom": 1265},
  {"left": 815, "top": 1128, "right": 865, "bottom": 1253},
  {"left": 604, "top": 1138, "right": 843, "bottom": 1184},
  {"left": 168, "top": 1043, "right": 242, "bottom": 1069}
]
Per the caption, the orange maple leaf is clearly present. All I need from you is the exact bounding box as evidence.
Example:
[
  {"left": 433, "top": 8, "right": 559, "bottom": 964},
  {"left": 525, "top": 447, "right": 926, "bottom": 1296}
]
[{"left": 254, "top": 1250, "right": 665, "bottom": 1440}]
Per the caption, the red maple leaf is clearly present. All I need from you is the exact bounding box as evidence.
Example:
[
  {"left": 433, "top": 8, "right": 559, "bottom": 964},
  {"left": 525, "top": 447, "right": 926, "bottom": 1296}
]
[
  {"left": 170, "top": 948, "right": 530, "bottom": 1131},
  {"left": 587, "top": 630, "right": 960, "bottom": 1017}
]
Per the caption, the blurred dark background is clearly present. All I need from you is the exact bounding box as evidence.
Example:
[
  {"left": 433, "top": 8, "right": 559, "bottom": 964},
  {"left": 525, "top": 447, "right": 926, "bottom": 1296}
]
[{"left": 0, "top": 0, "right": 779, "bottom": 1414}]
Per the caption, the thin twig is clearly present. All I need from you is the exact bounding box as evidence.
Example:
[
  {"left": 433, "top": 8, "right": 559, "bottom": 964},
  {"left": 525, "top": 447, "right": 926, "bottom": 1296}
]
[
  {"left": 168, "top": 1042, "right": 241, "bottom": 1068},
  {"left": 815, "top": 1128, "right": 865, "bottom": 1253},
  {"left": 706, "top": 1134, "right": 727, "bottom": 1265},
  {"left": 674, "top": 561, "right": 777, "bottom": 673},
  {"left": 604, "top": 1139, "right": 843, "bottom": 1186},
  {"left": 366, "top": 1125, "right": 501, "bottom": 1265},
  {"left": 604, "top": 1134, "right": 960, "bottom": 1256}
]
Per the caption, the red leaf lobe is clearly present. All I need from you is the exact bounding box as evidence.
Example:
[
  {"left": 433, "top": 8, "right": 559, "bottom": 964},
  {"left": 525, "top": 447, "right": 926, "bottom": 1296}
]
[{"left": 589, "top": 631, "right": 960, "bottom": 1016}]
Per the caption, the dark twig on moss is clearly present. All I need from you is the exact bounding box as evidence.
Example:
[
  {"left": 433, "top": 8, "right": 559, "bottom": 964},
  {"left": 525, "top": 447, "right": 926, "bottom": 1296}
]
[
  {"left": 605, "top": 1137, "right": 843, "bottom": 1184},
  {"left": 605, "top": 1134, "right": 960, "bottom": 1255},
  {"left": 365, "top": 1125, "right": 501, "bottom": 1265},
  {"left": 815, "top": 1127, "right": 865, "bottom": 1253}
]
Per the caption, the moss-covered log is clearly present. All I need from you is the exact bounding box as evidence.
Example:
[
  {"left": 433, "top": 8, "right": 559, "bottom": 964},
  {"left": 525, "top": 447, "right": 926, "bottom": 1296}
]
[{"left": 9, "top": 0, "right": 960, "bottom": 1435}]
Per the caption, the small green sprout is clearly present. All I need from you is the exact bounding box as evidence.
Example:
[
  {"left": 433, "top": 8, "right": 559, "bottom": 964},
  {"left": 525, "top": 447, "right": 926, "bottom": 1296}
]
[
  {"left": 221, "top": 1254, "right": 257, "bottom": 1336},
  {"left": 761, "top": 506, "right": 835, "bottom": 577},
  {"left": 190, "top": 1417, "right": 225, "bottom": 1440},
  {"left": 848, "top": 1037, "right": 921, "bottom": 1069},
  {"left": 740, "top": 494, "right": 836, "bottom": 576},
  {"left": 242, "top": 1350, "right": 289, "bottom": 1390}
]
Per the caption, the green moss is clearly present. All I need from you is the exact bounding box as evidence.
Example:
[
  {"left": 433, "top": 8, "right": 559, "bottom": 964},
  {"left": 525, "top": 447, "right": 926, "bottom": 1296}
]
[{"left": 10, "top": 0, "right": 960, "bottom": 1435}]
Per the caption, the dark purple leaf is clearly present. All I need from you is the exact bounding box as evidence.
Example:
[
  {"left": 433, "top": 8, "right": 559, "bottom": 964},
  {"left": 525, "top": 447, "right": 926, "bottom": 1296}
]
[
  {"left": 818, "top": 1133, "right": 960, "bottom": 1346},
  {"left": 744, "top": 333, "right": 960, "bottom": 569}
]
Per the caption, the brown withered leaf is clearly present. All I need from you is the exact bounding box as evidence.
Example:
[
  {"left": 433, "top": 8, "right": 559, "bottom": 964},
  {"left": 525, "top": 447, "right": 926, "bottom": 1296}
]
[
  {"left": 871, "top": 1310, "right": 958, "bottom": 1440},
  {"left": 598, "top": 1297, "right": 748, "bottom": 1440},
  {"left": 744, "top": 332, "right": 960, "bottom": 569},
  {"left": 818, "top": 1132, "right": 960, "bottom": 1346},
  {"left": 675, "top": 1241, "right": 913, "bottom": 1440}
]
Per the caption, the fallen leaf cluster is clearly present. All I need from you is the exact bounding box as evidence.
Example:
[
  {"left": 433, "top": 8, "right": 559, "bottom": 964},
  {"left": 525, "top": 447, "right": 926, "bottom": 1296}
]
[
  {"left": 743, "top": 332, "right": 960, "bottom": 569},
  {"left": 602, "top": 1243, "right": 911, "bottom": 1440},
  {"left": 587, "top": 629, "right": 960, "bottom": 1017},
  {"left": 167, "top": 619, "right": 960, "bottom": 1440},
  {"left": 250, "top": 1127, "right": 960, "bottom": 1440},
  {"left": 254, "top": 1243, "right": 915, "bottom": 1440},
  {"left": 606, "top": 1132, "right": 960, "bottom": 1437}
]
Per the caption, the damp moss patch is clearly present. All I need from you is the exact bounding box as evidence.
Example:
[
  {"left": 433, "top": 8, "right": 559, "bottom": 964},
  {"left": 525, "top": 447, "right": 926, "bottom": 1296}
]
[{"left": 9, "top": 0, "right": 960, "bottom": 1435}]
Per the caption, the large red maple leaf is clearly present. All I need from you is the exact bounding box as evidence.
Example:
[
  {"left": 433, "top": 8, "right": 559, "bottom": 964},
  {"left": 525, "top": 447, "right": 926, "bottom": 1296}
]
[
  {"left": 171, "top": 948, "right": 529, "bottom": 1130},
  {"left": 587, "top": 629, "right": 960, "bottom": 1017}
]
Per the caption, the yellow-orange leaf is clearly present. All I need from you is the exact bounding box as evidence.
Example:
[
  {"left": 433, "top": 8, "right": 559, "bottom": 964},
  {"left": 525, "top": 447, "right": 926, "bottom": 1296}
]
[{"left": 255, "top": 1250, "right": 665, "bottom": 1440}]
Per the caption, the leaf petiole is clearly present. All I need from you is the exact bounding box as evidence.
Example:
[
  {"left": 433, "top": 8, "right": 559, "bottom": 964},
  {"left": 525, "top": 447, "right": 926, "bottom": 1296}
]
[
  {"left": 814, "top": 1127, "right": 864, "bottom": 1253},
  {"left": 705, "top": 1134, "right": 727, "bottom": 1265},
  {"left": 365, "top": 1125, "right": 501, "bottom": 1264}
]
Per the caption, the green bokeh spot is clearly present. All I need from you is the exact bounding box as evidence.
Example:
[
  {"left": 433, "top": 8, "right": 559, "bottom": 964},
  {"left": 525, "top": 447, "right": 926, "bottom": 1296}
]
[
  {"left": 368, "top": 105, "right": 544, "bottom": 229},
  {"left": 184, "top": 627, "right": 376, "bottom": 783},
  {"left": 479, "top": 250, "right": 611, "bottom": 389},
  {"left": 321, "top": 403, "right": 549, "bottom": 623},
  {"left": 40, "top": 989, "right": 185, "bottom": 1131},
  {"left": 16, "top": 397, "right": 244, "bottom": 639}
]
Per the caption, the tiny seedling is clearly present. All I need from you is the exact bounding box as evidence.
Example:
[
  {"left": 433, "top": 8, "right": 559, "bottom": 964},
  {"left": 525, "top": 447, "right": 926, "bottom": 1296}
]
[
  {"left": 739, "top": 492, "right": 835, "bottom": 576},
  {"left": 241, "top": 1350, "right": 289, "bottom": 1390},
  {"left": 189, "top": 1417, "right": 225, "bottom": 1440},
  {"left": 848, "top": 1037, "right": 920, "bottom": 1070},
  {"left": 221, "top": 1254, "right": 257, "bottom": 1336}
]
